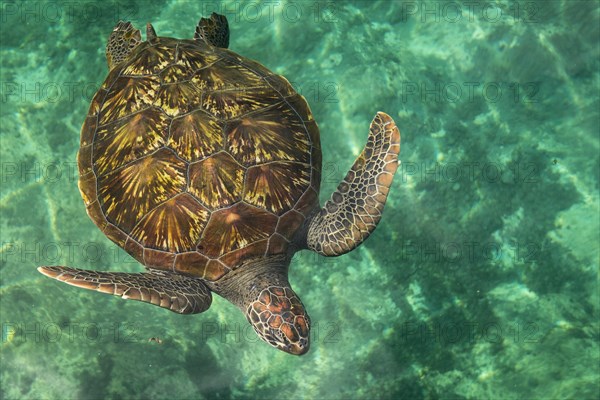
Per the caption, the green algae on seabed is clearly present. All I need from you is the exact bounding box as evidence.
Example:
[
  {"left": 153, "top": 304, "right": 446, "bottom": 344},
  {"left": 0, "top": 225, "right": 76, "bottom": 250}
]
[{"left": 1, "top": 1, "right": 599, "bottom": 399}]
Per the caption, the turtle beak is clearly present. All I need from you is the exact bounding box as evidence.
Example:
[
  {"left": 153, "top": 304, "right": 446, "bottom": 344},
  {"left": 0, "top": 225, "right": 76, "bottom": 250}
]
[{"left": 282, "top": 337, "right": 310, "bottom": 355}]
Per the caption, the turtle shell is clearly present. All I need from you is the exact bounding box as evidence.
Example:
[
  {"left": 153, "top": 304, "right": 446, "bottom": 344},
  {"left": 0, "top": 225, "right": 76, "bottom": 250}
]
[{"left": 78, "top": 38, "right": 321, "bottom": 281}]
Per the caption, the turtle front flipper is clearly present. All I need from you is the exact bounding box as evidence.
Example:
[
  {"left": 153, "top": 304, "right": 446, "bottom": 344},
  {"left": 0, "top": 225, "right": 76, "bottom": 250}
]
[
  {"left": 307, "top": 112, "right": 401, "bottom": 256},
  {"left": 194, "top": 12, "right": 229, "bottom": 48},
  {"left": 37, "top": 266, "right": 212, "bottom": 314},
  {"left": 106, "top": 21, "right": 142, "bottom": 69}
]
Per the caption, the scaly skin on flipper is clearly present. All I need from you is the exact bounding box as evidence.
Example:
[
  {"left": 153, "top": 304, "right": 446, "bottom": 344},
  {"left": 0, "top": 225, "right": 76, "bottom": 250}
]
[
  {"left": 38, "top": 266, "right": 212, "bottom": 314},
  {"left": 194, "top": 12, "right": 229, "bottom": 48},
  {"left": 106, "top": 21, "right": 142, "bottom": 69},
  {"left": 306, "top": 112, "right": 400, "bottom": 256}
]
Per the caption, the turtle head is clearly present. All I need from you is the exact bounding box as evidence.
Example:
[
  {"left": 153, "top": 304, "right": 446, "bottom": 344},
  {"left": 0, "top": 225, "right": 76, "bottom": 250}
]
[{"left": 246, "top": 286, "right": 310, "bottom": 355}]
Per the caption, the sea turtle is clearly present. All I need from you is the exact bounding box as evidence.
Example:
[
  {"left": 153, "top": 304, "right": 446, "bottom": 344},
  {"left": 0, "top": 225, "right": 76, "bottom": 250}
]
[{"left": 38, "top": 13, "right": 401, "bottom": 355}]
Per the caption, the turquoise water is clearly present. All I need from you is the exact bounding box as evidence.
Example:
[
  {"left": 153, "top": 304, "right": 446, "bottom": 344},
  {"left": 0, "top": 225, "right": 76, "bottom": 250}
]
[{"left": 1, "top": 0, "right": 599, "bottom": 398}]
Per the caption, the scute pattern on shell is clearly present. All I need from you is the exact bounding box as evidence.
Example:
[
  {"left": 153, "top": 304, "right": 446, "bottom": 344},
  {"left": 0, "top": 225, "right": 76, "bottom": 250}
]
[{"left": 78, "top": 38, "right": 321, "bottom": 281}]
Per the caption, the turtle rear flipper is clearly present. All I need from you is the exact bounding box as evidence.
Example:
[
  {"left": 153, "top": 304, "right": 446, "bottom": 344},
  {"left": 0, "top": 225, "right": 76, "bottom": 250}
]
[
  {"left": 106, "top": 21, "right": 142, "bottom": 69},
  {"left": 37, "top": 266, "right": 212, "bottom": 314},
  {"left": 307, "top": 112, "right": 400, "bottom": 256},
  {"left": 194, "top": 12, "right": 229, "bottom": 48}
]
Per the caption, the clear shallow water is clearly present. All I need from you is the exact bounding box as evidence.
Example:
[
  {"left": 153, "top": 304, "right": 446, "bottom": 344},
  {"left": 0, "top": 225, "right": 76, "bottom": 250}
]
[{"left": 1, "top": 0, "right": 598, "bottom": 399}]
